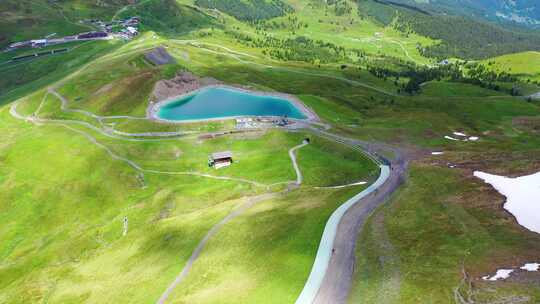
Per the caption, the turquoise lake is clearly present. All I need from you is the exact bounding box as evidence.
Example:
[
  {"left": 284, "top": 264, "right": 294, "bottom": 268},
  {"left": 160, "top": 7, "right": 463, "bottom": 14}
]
[{"left": 157, "top": 87, "right": 307, "bottom": 121}]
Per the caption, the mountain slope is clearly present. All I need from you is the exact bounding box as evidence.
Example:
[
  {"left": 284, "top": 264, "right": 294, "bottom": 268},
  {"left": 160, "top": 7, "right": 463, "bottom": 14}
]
[
  {"left": 358, "top": 0, "right": 540, "bottom": 59},
  {"left": 383, "top": 0, "right": 540, "bottom": 28},
  {"left": 195, "top": 0, "right": 293, "bottom": 22},
  {"left": 119, "top": 0, "right": 217, "bottom": 36}
]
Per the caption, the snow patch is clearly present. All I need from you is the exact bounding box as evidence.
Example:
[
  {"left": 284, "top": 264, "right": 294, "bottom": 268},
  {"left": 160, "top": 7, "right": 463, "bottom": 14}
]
[
  {"left": 431, "top": 152, "right": 444, "bottom": 155},
  {"left": 521, "top": 263, "right": 540, "bottom": 272},
  {"left": 482, "top": 262, "right": 539, "bottom": 281},
  {"left": 482, "top": 269, "right": 515, "bottom": 281},
  {"left": 445, "top": 136, "right": 460, "bottom": 141},
  {"left": 474, "top": 171, "right": 540, "bottom": 234},
  {"left": 444, "top": 134, "right": 480, "bottom": 142}
]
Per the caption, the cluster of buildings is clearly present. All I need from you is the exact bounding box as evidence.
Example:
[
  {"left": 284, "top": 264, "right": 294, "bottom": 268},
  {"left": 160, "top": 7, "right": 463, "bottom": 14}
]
[
  {"left": 4, "top": 16, "right": 140, "bottom": 53},
  {"left": 235, "top": 117, "right": 291, "bottom": 129},
  {"left": 86, "top": 16, "right": 140, "bottom": 39}
]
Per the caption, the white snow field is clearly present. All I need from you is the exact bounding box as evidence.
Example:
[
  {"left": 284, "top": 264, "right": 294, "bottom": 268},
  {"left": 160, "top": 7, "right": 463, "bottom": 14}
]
[
  {"left": 474, "top": 171, "right": 540, "bottom": 234},
  {"left": 444, "top": 134, "right": 480, "bottom": 142},
  {"left": 482, "top": 262, "right": 539, "bottom": 281},
  {"left": 521, "top": 263, "right": 540, "bottom": 271},
  {"left": 482, "top": 269, "right": 515, "bottom": 281}
]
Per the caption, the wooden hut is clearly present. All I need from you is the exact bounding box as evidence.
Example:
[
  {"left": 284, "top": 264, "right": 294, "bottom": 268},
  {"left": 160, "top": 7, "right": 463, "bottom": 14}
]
[{"left": 209, "top": 151, "right": 233, "bottom": 169}]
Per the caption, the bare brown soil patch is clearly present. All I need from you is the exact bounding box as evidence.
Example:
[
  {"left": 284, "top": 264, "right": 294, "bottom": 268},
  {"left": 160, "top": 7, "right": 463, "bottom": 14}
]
[
  {"left": 151, "top": 72, "right": 220, "bottom": 103},
  {"left": 144, "top": 47, "right": 175, "bottom": 66}
]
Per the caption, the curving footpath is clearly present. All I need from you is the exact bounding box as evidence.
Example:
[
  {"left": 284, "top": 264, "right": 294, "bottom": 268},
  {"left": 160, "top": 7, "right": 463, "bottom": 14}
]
[
  {"left": 156, "top": 142, "right": 309, "bottom": 303},
  {"left": 4, "top": 39, "right": 412, "bottom": 304},
  {"left": 8, "top": 41, "right": 407, "bottom": 301},
  {"left": 8, "top": 101, "right": 291, "bottom": 189},
  {"left": 289, "top": 142, "right": 309, "bottom": 186},
  {"left": 11, "top": 86, "right": 407, "bottom": 304},
  {"left": 156, "top": 193, "right": 276, "bottom": 304},
  {"left": 11, "top": 91, "right": 407, "bottom": 303}
]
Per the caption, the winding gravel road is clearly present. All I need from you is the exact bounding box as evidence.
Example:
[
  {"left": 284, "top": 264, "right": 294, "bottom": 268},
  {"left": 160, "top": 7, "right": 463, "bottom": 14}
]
[
  {"left": 314, "top": 149, "right": 407, "bottom": 304},
  {"left": 297, "top": 130, "right": 410, "bottom": 304}
]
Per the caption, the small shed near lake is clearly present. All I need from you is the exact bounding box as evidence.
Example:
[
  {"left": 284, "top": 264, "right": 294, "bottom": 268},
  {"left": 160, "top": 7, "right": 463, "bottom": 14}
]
[{"left": 209, "top": 151, "right": 233, "bottom": 169}]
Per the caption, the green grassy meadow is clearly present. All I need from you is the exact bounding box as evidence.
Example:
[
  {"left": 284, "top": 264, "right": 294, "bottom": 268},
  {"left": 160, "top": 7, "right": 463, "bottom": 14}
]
[
  {"left": 1, "top": 0, "right": 540, "bottom": 303},
  {"left": 350, "top": 165, "right": 540, "bottom": 303},
  {"left": 420, "top": 81, "right": 507, "bottom": 97},
  {"left": 168, "top": 187, "right": 366, "bottom": 304},
  {"left": 483, "top": 51, "right": 540, "bottom": 82}
]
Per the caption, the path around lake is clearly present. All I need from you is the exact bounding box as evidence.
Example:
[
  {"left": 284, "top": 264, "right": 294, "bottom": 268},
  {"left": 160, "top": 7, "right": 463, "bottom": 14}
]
[
  {"left": 9, "top": 100, "right": 290, "bottom": 188},
  {"left": 10, "top": 90, "right": 406, "bottom": 304},
  {"left": 6, "top": 40, "right": 410, "bottom": 304},
  {"left": 9, "top": 87, "right": 407, "bottom": 304}
]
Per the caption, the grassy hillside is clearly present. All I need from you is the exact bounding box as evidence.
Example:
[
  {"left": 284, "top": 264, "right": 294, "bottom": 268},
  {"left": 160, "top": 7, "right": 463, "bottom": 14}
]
[
  {"left": 0, "top": 94, "right": 378, "bottom": 302},
  {"left": 1, "top": 1, "right": 540, "bottom": 303},
  {"left": 483, "top": 51, "right": 540, "bottom": 83},
  {"left": 357, "top": 0, "right": 540, "bottom": 60},
  {"left": 0, "top": 41, "right": 120, "bottom": 106},
  {"left": 119, "top": 0, "right": 218, "bottom": 36},
  {"left": 195, "top": 0, "right": 293, "bottom": 21},
  {"left": 376, "top": 0, "right": 540, "bottom": 29},
  {"left": 420, "top": 81, "right": 507, "bottom": 98},
  {"left": 0, "top": 34, "right": 383, "bottom": 302},
  {"left": 350, "top": 165, "right": 540, "bottom": 303},
  {"left": 0, "top": 0, "right": 87, "bottom": 47}
]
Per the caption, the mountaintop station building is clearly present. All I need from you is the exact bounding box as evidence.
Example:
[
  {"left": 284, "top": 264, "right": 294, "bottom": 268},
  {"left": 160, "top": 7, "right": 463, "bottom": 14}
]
[{"left": 209, "top": 151, "right": 233, "bottom": 169}]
